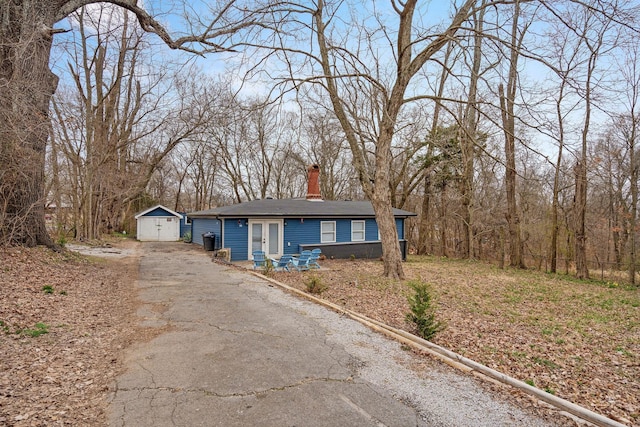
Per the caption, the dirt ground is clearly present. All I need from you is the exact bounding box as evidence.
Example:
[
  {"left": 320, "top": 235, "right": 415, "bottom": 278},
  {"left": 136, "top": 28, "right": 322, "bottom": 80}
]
[{"left": 0, "top": 240, "right": 142, "bottom": 426}]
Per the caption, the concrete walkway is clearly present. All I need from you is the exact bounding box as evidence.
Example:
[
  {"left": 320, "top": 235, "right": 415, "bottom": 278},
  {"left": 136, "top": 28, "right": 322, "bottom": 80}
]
[{"left": 108, "top": 243, "right": 556, "bottom": 427}]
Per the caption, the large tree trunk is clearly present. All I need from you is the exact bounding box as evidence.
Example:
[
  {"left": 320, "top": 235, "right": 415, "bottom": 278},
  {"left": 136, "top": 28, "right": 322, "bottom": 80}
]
[
  {"left": 459, "top": 3, "right": 485, "bottom": 259},
  {"left": 0, "top": 1, "right": 59, "bottom": 247},
  {"left": 628, "top": 123, "right": 637, "bottom": 285},
  {"left": 498, "top": 0, "right": 526, "bottom": 269},
  {"left": 373, "top": 127, "right": 405, "bottom": 279}
]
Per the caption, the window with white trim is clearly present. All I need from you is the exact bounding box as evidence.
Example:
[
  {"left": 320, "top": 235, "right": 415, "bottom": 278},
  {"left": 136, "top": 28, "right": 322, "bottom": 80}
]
[
  {"left": 321, "top": 221, "right": 336, "bottom": 243},
  {"left": 351, "top": 220, "right": 365, "bottom": 242}
]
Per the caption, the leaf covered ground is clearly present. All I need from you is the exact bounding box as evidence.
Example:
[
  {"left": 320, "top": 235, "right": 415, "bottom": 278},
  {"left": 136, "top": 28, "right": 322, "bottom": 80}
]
[
  {"left": 271, "top": 256, "right": 640, "bottom": 426},
  {"left": 0, "top": 243, "right": 140, "bottom": 426}
]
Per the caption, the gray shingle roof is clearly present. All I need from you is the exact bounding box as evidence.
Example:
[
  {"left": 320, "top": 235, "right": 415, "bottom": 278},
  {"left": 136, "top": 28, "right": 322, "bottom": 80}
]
[{"left": 188, "top": 198, "right": 416, "bottom": 218}]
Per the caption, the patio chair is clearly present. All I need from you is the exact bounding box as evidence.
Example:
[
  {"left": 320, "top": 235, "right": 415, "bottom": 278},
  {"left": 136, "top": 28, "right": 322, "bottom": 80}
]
[
  {"left": 291, "top": 252, "right": 311, "bottom": 272},
  {"left": 309, "top": 248, "right": 322, "bottom": 269},
  {"left": 252, "top": 250, "right": 267, "bottom": 269},
  {"left": 270, "top": 254, "right": 293, "bottom": 272}
]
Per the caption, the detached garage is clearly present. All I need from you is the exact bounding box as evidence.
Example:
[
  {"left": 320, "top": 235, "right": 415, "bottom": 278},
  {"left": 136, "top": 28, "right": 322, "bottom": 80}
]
[{"left": 135, "top": 205, "right": 182, "bottom": 242}]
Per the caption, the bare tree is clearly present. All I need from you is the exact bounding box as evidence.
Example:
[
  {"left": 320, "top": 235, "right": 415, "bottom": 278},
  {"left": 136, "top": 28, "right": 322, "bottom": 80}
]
[
  {"left": 0, "top": 0, "right": 275, "bottom": 247},
  {"left": 590, "top": 130, "right": 628, "bottom": 272},
  {"left": 616, "top": 33, "right": 640, "bottom": 285},
  {"left": 51, "top": 7, "right": 218, "bottom": 240},
  {"left": 309, "top": 0, "right": 478, "bottom": 278},
  {"left": 538, "top": 16, "right": 583, "bottom": 274},
  {"left": 497, "top": 0, "right": 531, "bottom": 269},
  {"left": 569, "top": 5, "right": 617, "bottom": 279},
  {"left": 458, "top": 2, "right": 487, "bottom": 259},
  {"left": 304, "top": 113, "right": 357, "bottom": 201}
]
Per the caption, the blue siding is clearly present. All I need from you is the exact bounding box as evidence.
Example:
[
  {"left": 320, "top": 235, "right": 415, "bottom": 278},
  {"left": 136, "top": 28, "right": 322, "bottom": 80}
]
[
  {"left": 333, "top": 219, "right": 349, "bottom": 242},
  {"left": 285, "top": 219, "right": 319, "bottom": 254},
  {"left": 179, "top": 213, "right": 191, "bottom": 238},
  {"left": 190, "top": 214, "right": 406, "bottom": 261},
  {"left": 223, "top": 218, "right": 249, "bottom": 261},
  {"left": 396, "top": 218, "right": 404, "bottom": 239},
  {"left": 289, "top": 218, "right": 384, "bottom": 253},
  {"left": 192, "top": 218, "right": 221, "bottom": 246},
  {"left": 363, "top": 219, "right": 376, "bottom": 241}
]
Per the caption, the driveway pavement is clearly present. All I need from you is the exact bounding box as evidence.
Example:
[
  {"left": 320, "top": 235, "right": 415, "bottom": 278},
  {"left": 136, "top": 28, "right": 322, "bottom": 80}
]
[{"left": 107, "top": 242, "right": 556, "bottom": 427}]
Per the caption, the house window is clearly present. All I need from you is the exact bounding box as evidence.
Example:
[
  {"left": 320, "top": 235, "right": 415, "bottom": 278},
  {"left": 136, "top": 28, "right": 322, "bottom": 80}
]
[
  {"left": 321, "top": 221, "right": 336, "bottom": 243},
  {"left": 351, "top": 220, "right": 365, "bottom": 242},
  {"left": 185, "top": 216, "right": 191, "bottom": 225}
]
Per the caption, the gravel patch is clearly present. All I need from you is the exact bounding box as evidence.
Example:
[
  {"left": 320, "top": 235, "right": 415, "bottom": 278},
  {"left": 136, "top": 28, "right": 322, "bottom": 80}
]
[
  {"left": 66, "top": 243, "right": 137, "bottom": 258},
  {"left": 240, "top": 273, "right": 563, "bottom": 427}
]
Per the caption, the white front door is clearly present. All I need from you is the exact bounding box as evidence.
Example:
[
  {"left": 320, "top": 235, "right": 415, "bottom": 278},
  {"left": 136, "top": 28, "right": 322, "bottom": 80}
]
[{"left": 249, "top": 220, "right": 282, "bottom": 259}]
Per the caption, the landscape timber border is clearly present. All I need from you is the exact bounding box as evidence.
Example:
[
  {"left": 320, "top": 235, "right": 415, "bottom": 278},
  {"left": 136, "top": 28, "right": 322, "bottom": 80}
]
[{"left": 251, "top": 271, "right": 628, "bottom": 427}]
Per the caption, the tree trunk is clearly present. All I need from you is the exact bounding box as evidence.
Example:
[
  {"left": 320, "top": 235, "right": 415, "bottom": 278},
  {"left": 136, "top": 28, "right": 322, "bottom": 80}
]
[
  {"left": 0, "top": 1, "right": 58, "bottom": 247},
  {"left": 629, "top": 127, "right": 637, "bottom": 285},
  {"left": 549, "top": 88, "right": 565, "bottom": 274},
  {"left": 440, "top": 184, "right": 448, "bottom": 257},
  {"left": 574, "top": 160, "right": 589, "bottom": 279},
  {"left": 498, "top": 0, "right": 526, "bottom": 269},
  {"left": 499, "top": 81, "right": 525, "bottom": 269},
  {"left": 460, "top": 3, "right": 485, "bottom": 260},
  {"left": 417, "top": 173, "right": 431, "bottom": 255}
]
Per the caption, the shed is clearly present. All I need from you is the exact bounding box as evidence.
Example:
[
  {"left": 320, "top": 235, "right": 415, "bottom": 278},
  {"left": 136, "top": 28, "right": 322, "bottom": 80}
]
[{"left": 135, "top": 205, "right": 183, "bottom": 242}]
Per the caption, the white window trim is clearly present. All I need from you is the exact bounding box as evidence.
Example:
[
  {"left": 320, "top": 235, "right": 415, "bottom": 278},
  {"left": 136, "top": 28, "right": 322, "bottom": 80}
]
[
  {"left": 351, "top": 220, "right": 365, "bottom": 242},
  {"left": 321, "top": 221, "right": 336, "bottom": 243}
]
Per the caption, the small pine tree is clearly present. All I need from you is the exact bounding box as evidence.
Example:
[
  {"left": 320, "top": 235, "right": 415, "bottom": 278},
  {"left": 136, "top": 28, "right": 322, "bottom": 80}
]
[
  {"left": 405, "top": 281, "right": 444, "bottom": 340},
  {"left": 305, "top": 274, "right": 326, "bottom": 294}
]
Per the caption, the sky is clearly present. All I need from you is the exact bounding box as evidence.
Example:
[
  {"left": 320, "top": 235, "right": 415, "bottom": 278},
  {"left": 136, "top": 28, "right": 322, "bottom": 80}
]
[{"left": 49, "top": 0, "right": 638, "bottom": 162}]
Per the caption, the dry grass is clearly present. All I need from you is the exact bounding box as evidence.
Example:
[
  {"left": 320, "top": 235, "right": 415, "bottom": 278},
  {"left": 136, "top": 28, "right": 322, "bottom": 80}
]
[{"left": 272, "top": 255, "right": 640, "bottom": 426}]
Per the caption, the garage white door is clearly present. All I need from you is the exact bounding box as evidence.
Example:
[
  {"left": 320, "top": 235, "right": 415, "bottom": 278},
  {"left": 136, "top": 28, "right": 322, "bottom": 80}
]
[{"left": 137, "top": 217, "right": 180, "bottom": 241}]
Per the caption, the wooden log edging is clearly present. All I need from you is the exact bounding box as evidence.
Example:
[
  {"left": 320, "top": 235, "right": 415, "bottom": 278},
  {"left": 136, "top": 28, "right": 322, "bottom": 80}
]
[{"left": 250, "top": 271, "right": 628, "bottom": 427}]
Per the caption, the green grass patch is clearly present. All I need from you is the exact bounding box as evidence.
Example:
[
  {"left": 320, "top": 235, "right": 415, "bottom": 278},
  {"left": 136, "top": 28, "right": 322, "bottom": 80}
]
[
  {"left": 18, "top": 322, "right": 49, "bottom": 338},
  {"left": 532, "top": 356, "right": 559, "bottom": 370}
]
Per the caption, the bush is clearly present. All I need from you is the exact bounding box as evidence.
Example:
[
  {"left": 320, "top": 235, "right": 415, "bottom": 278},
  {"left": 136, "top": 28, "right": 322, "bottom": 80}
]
[
  {"left": 262, "top": 259, "right": 274, "bottom": 275},
  {"left": 305, "top": 274, "right": 327, "bottom": 294},
  {"left": 405, "top": 280, "right": 444, "bottom": 340}
]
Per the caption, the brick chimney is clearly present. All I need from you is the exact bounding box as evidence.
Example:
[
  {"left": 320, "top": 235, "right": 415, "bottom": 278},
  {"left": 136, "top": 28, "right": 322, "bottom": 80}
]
[{"left": 306, "top": 164, "right": 322, "bottom": 201}]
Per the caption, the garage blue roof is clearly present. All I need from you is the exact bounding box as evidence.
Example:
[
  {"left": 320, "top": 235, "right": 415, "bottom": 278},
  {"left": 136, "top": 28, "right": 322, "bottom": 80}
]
[
  {"left": 135, "top": 204, "right": 183, "bottom": 219},
  {"left": 188, "top": 198, "right": 416, "bottom": 219}
]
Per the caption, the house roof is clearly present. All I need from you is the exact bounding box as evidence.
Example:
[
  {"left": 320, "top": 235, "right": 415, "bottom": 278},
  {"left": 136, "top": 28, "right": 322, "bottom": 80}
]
[
  {"left": 188, "top": 198, "right": 416, "bottom": 219},
  {"left": 135, "top": 204, "right": 183, "bottom": 219}
]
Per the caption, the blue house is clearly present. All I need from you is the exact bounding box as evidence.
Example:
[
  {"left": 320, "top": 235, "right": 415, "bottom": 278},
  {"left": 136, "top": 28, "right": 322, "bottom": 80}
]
[{"left": 188, "top": 165, "right": 414, "bottom": 262}]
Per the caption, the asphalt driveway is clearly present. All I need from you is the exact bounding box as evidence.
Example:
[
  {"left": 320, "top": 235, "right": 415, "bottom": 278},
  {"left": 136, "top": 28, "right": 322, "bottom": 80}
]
[{"left": 107, "top": 242, "right": 556, "bottom": 427}]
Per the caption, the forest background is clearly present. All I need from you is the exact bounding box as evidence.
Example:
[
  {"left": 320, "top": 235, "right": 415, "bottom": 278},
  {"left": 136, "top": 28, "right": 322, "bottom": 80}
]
[{"left": 3, "top": 0, "right": 640, "bottom": 283}]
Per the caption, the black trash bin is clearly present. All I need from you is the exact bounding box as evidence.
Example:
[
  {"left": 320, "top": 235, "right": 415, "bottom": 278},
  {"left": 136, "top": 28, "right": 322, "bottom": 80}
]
[{"left": 202, "top": 232, "right": 215, "bottom": 251}]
